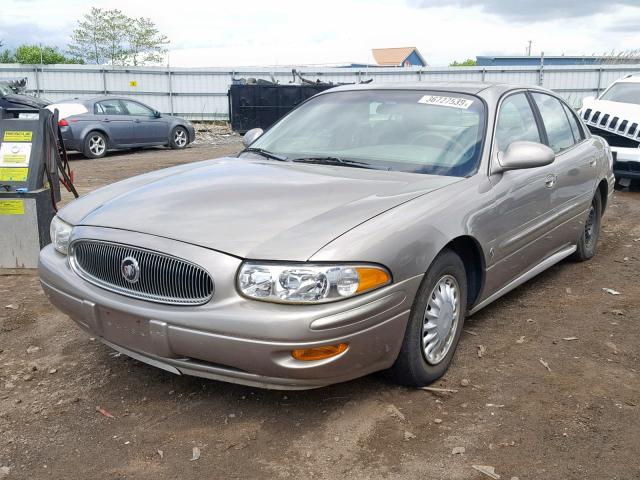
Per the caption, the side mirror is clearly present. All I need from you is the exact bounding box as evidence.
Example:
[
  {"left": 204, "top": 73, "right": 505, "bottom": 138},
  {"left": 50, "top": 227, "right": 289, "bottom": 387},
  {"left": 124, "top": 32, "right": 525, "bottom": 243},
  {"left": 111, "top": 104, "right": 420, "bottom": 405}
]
[
  {"left": 242, "top": 128, "right": 264, "bottom": 148},
  {"left": 153, "top": 110, "right": 161, "bottom": 118},
  {"left": 495, "top": 141, "right": 555, "bottom": 173}
]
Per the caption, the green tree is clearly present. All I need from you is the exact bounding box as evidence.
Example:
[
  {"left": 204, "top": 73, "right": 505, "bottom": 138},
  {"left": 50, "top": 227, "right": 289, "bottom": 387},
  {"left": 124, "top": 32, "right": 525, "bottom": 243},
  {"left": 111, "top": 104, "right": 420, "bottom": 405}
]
[
  {"left": 68, "top": 8, "right": 168, "bottom": 66},
  {"left": 0, "top": 49, "right": 14, "bottom": 63},
  {"left": 126, "top": 17, "right": 169, "bottom": 66},
  {"left": 449, "top": 58, "right": 477, "bottom": 67},
  {"left": 0, "top": 40, "right": 15, "bottom": 63},
  {"left": 14, "top": 44, "right": 79, "bottom": 64}
]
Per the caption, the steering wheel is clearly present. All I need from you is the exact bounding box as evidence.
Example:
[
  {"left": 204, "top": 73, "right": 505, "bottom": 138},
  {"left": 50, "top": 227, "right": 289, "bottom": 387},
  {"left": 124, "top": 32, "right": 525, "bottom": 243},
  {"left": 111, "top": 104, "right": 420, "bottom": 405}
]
[{"left": 408, "top": 131, "right": 467, "bottom": 161}]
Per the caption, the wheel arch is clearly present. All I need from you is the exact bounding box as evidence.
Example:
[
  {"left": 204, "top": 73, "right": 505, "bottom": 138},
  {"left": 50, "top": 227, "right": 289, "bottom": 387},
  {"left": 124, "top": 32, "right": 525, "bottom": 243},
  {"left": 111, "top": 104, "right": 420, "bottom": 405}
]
[
  {"left": 82, "top": 127, "right": 110, "bottom": 147},
  {"left": 441, "top": 235, "right": 486, "bottom": 309}
]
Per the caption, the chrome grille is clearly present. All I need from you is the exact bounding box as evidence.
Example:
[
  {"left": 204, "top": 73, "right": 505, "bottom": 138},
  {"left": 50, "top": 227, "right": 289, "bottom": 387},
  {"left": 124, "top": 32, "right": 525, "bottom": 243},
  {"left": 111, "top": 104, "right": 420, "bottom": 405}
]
[
  {"left": 582, "top": 108, "right": 640, "bottom": 143},
  {"left": 70, "top": 240, "right": 214, "bottom": 306}
]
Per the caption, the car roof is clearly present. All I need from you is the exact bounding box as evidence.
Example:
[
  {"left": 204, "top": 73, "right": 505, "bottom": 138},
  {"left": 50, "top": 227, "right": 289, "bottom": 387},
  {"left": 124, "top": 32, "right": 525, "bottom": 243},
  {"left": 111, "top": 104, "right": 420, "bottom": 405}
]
[
  {"left": 53, "top": 95, "right": 140, "bottom": 105},
  {"left": 323, "top": 81, "right": 553, "bottom": 99}
]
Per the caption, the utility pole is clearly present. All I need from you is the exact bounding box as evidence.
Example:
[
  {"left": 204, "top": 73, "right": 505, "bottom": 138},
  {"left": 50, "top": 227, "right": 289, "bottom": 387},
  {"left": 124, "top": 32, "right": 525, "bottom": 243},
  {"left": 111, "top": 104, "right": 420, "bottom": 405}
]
[{"left": 527, "top": 40, "right": 532, "bottom": 56}]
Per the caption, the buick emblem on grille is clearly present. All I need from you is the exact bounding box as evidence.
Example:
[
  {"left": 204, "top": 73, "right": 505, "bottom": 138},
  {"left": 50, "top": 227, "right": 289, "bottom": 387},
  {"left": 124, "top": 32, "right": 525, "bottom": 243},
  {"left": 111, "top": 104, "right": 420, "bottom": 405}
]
[{"left": 120, "top": 256, "right": 140, "bottom": 284}]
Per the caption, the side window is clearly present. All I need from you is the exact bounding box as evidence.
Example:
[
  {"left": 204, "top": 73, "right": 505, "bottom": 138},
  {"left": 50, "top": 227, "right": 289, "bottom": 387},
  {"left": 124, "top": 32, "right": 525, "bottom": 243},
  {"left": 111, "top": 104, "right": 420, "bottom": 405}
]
[
  {"left": 562, "top": 103, "right": 585, "bottom": 142},
  {"left": 495, "top": 93, "right": 541, "bottom": 152},
  {"left": 531, "top": 93, "right": 575, "bottom": 154},
  {"left": 95, "top": 99, "right": 126, "bottom": 115},
  {"left": 122, "top": 100, "right": 154, "bottom": 116}
]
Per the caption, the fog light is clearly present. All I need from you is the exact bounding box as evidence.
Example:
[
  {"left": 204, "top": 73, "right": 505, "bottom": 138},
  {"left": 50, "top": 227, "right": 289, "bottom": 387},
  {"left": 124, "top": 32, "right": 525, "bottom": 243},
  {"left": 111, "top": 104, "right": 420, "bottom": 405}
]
[{"left": 291, "top": 343, "right": 348, "bottom": 361}]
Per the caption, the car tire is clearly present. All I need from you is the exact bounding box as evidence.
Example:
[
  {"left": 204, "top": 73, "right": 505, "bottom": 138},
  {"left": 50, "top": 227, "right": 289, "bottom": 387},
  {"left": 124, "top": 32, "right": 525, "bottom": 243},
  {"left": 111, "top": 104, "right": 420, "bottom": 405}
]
[
  {"left": 571, "top": 193, "right": 602, "bottom": 262},
  {"left": 170, "top": 126, "right": 189, "bottom": 149},
  {"left": 82, "top": 131, "right": 108, "bottom": 159},
  {"left": 388, "top": 249, "right": 468, "bottom": 387}
]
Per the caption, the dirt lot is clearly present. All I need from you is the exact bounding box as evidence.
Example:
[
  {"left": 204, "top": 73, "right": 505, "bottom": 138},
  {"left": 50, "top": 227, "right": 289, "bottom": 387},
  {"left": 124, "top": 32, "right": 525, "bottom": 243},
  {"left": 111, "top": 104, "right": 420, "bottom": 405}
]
[{"left": 1, "top": 140, "right": 639, "bottom": 480}]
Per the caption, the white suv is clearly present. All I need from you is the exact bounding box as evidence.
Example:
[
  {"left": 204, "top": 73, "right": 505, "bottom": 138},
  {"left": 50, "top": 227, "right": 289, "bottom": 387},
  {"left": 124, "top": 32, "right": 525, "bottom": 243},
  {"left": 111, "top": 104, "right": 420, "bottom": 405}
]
[{"left": 580, "top": 75, "right": 640, "bottom": 187}]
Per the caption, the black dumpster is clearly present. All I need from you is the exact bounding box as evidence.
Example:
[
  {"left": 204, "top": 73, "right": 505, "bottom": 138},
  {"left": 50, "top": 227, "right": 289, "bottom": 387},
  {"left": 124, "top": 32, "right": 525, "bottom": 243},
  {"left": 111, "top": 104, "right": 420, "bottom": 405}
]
[{"left": 228, "top": 83, "right": 334, "bottom": 133}]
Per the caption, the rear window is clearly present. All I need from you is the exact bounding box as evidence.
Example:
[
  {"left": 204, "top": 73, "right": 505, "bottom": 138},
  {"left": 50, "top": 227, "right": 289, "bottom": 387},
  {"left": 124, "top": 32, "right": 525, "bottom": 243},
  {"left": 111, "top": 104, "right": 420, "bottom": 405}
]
[{"left": 46, "top": 103, "right": 88, "bottom": 120}]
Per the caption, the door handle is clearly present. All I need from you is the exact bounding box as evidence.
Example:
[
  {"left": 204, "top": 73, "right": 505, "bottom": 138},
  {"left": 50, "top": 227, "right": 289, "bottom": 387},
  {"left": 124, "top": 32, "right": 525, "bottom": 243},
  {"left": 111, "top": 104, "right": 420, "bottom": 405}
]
[
  {"left": 102, "top": 118, "right": 110, "bottom": 123},
  {"left": 589, "top": 158, "right": 597, "bottom": 167},
  {"left": 134, "top": 119, "right": 141, "bottom": 123},
  {"left": 545, "top": 174, "right": 557, "bottom": 188}
]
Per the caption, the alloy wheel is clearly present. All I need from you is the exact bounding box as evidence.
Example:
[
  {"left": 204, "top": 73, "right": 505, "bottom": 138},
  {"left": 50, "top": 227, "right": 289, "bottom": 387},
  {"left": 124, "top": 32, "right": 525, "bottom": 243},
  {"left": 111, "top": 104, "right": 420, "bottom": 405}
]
[
  {"left": 89, "top": 135, "right": 106, "bottom": 156},
  {"left": 174, "top": 129, "right": 187, "bottom": 147}
]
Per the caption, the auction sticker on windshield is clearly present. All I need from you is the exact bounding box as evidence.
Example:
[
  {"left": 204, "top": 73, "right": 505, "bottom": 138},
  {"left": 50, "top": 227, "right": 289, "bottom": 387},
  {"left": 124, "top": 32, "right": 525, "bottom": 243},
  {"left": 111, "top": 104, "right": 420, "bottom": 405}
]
[{"left": 418, "top": 95, "right": 473, "bottom": 109}]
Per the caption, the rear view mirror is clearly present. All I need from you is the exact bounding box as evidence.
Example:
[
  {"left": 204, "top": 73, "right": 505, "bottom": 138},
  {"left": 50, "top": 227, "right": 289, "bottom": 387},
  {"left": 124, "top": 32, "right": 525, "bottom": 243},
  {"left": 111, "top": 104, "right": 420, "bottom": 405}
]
[
  {"left": 243, "top": 128, "right": 264, "bottom": 148},
  {"left": 496, "top": 141, "right": 555, "bottom": 173}
]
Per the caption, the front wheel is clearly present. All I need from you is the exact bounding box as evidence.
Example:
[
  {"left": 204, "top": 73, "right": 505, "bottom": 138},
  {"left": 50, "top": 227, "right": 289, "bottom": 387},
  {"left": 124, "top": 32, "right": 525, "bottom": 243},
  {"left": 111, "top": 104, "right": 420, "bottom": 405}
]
[
  {"left": 170, "top": 126, "right": 189, "bottom": 149},
  {"left": 388, "top": 250, "right": 467, "bottom": 387},
  {"left": 571, "top": 193, "right": 602, "bottom": 261}
]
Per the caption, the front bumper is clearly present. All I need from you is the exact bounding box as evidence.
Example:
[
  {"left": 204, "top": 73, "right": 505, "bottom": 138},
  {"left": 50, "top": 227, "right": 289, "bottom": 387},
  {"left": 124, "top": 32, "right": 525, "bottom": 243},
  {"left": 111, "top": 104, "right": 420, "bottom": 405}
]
[
  {"left": 186, "top": 124, "right": 196, "bottom": 143},
  {"left": 611, "top": 146, "right": 640, "bottom": 180},
  {"left": 38, "top": 228, "right": 419, "bottom": 389}
]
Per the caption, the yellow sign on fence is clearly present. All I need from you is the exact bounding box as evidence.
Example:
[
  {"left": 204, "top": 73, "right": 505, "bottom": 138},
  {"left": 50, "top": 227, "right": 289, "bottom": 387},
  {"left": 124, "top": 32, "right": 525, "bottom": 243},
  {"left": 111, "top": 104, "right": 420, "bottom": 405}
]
[
  {"left": 3, "top": 131, "right": 33, "bottom": 142},
  {"left": 0, "top": 199, "right": 25, "bottom": 215}
]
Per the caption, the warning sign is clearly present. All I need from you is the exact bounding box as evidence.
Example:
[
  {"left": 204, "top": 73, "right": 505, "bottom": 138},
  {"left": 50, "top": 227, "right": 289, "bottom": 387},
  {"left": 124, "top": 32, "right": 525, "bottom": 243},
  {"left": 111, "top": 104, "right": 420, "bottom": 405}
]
[
  {"left": 0, "top": 142, "right": 32, "bottom": 167},
  {"left": 0, "top": 199, "right": 25, "bottom": 215},
  {"left": 3, "top": 131, "right": 33, "bottom": 142},
  {"left": 0, "top": 167, "right": 29, "bottom": 182}
]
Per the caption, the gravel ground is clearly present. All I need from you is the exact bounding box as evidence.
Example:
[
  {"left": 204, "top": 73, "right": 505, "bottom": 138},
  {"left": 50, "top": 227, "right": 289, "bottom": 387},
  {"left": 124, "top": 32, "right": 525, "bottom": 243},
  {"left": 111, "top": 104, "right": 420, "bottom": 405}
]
[
  {"left": 0, "top": 141, "right": 639, "bottom": 480},
  {"left": 191, "top": 122, "right": 241, "bottom": 147}
]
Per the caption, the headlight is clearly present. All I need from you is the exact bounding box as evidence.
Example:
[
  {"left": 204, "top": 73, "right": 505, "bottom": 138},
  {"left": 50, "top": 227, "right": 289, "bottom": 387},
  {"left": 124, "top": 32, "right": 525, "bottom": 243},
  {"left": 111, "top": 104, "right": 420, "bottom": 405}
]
[
  {"left": 50, "top": 216, "right": 73, "bottom": 255},
  {"left": 237, "top": 263, "right": 391, "bottom": 304}
]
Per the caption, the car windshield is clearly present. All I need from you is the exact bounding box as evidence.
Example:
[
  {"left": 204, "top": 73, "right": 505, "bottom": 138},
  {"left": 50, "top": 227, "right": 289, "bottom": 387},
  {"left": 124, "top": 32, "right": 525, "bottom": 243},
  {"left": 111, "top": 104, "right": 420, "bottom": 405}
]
[
  {"left": 0, "top": 83, "right": 13, "bottom": 96},
  {"left": 249, "top": 89, "right": 486, "bottom": 177},
  {"left": 600, "top": 82, "right": 640, "bottom": 105}
]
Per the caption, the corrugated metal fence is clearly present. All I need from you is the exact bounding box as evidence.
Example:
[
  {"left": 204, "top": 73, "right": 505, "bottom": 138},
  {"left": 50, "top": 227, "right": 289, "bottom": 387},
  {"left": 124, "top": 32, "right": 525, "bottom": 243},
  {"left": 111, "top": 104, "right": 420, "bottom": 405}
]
[{"left": 1, "top": 63, "right": 638, "bottom": 120}]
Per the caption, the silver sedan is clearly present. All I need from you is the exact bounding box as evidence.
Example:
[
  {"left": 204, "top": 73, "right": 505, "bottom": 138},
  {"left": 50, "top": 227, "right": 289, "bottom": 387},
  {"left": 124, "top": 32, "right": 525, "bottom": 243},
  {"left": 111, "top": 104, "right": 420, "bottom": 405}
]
[{"left": 39, "top": 82, "right": 614, "bottom": 389}]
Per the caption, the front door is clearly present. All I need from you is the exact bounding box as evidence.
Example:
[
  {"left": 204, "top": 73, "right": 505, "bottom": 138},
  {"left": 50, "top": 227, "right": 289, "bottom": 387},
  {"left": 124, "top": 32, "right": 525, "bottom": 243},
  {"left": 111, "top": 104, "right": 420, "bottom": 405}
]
[
  {"left": 482, "top": 91, "right": 557, "bottom": 293},
  {"left": 121, "top": 100, "right": 169, "bottom": 144}
]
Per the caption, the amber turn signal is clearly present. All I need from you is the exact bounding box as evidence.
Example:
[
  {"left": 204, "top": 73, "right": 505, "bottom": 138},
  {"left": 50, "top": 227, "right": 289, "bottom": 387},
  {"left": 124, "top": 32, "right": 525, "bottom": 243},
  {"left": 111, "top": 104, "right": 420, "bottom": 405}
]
[
  {"left": 291, "top": 343, "right": 349, "bottom": 361},
  {"left": 355, "top": 267, "right": 391, "bottom": 293}
]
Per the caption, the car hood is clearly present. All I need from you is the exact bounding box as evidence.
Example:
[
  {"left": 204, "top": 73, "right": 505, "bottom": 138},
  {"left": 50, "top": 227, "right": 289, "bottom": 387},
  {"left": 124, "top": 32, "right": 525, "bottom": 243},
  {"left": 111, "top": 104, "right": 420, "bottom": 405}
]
[
  {"left": 582, "top": 97, "right": 640, "bottom": 120},
  {"left": 1, "top": 93, "right": 49, "bottom": 109},
  {"left": 60, "top": 157, "right": 462, "bottom": 260}
]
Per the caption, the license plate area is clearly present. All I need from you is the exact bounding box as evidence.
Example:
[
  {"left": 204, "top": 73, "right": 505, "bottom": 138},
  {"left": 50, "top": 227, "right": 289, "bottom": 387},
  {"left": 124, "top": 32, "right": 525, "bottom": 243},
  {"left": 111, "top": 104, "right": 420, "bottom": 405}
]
[{"left": 98, "top": 307, "right": 153, "bottom": 352}]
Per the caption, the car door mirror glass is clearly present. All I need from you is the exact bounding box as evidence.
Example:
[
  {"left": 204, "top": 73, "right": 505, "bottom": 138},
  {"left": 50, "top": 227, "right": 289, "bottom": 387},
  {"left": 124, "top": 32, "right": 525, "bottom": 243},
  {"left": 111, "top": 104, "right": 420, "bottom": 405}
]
[
  {"left": 243, "top": 128, "right": 264, "bottom": 148},
  {"left": 496, "top": 141, "right": 555, "bottom": 172}
]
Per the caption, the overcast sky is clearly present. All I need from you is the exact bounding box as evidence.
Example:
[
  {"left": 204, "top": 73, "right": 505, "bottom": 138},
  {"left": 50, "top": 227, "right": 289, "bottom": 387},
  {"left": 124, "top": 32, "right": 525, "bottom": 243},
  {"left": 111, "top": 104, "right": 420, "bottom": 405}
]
[{"left": 2, "top": 0, "right": 640, "bottom": 67}]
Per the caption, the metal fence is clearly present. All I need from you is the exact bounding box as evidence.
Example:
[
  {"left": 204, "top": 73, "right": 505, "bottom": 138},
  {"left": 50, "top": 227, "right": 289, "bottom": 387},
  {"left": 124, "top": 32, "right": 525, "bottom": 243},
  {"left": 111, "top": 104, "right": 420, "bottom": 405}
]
[{"left": 1, "top": 63, "right": 639, "bottom": 120}]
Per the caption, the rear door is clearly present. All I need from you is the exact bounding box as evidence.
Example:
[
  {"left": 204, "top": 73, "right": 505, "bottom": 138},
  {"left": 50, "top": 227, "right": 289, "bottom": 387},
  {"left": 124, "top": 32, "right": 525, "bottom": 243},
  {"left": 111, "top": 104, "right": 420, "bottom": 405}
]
[
  {"left": 94, "top": 99, "right": 134, "bottom": 146},
  {"left": 121, "top": 100, "right": 169, "bottom": 144},
  {"left": 485, "top": 91, "right": 557, "bottom": 285},
  {"left": 529, "top": 92, "right": 595, "bottom": 247}
]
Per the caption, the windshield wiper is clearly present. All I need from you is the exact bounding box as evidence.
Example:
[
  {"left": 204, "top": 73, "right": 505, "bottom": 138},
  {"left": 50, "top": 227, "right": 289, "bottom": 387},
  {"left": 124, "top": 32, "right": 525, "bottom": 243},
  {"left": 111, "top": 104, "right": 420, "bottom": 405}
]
[
  {"left": 292, "top": 156, "right": 375, "bottom": 169},
  {"left": 241, "top": 147, "right": 288, "bottom": 162}
]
